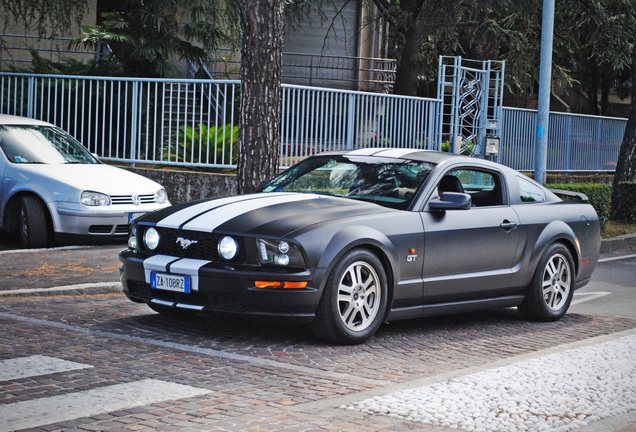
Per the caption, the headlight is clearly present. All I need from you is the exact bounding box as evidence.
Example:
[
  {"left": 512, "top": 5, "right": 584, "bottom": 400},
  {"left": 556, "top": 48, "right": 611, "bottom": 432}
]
[
  {"left": 218, "top": 236, "right": 238, "bottom": 260},
  {"left": 81, "top": 191, "right": 110, "bottom": 206},
  {"left": 144, "top": 227, "right": 160, "bottom": 250},
  {"left": 155, "top": 189, "right": 168, "bottom": 204},
  {"left": 256, "top": 239, "right": 305, "bottom": 268}
]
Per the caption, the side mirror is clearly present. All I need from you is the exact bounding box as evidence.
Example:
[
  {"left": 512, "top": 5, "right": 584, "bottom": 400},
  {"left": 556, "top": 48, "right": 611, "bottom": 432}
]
[{"left": 429, "top": 192, "right": 472, "bottom": 211}]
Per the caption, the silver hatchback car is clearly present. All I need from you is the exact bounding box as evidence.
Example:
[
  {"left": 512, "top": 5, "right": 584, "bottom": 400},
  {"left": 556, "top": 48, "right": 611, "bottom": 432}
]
[{"left": 0, "top": 114, "right": 171, "bottom": 248}]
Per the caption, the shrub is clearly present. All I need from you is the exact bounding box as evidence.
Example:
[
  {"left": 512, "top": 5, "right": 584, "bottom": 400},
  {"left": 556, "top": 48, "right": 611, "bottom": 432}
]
[
  {"left": 615, "top": 182, "right": 636, "bottom": 223},
  {"left": 164, "top": 123, "right": 238, "bottom": 165},
  {"left": 546, "top": 183, "right": 612, "bottom": 229}
]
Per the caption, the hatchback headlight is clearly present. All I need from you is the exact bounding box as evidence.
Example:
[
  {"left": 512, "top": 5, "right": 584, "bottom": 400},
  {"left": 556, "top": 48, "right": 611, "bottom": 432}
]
[
  {"left": 256, "top": 239, "right": 305, "bottom": 268},
  {"left": 155, "top": 189, "right": 168, "bottom": 204},
  {"left": 81, "top": 191, "right": 110, "bottom": 206}
]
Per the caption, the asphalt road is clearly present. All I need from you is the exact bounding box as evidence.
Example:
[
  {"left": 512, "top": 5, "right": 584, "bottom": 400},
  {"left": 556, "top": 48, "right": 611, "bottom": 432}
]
[{"left": 570, "top": 252, "right": 636, "bottom": 319}]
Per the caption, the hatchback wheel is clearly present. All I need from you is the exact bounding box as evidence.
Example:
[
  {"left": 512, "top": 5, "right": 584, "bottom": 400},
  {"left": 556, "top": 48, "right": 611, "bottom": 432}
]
[
  {"left": 19, "top": 196, "right": 51, "bottom": 249},
  {"left": 518, "top": 243, "right": 574, "bottom": 321}
]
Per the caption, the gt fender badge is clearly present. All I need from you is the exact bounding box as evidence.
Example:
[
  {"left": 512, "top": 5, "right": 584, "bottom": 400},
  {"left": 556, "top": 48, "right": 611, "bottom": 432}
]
[
  {"left": 176, "top": 237, "right": 198, "bottom": 249},
  {"left": 407, "top": 254, "right": 418, "bottom": 262}
]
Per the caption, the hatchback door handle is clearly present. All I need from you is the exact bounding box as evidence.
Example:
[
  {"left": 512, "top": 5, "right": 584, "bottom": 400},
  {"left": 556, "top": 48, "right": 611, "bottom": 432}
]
[{"left": 500, "top": 220, "right": 517, "bottom": 231}]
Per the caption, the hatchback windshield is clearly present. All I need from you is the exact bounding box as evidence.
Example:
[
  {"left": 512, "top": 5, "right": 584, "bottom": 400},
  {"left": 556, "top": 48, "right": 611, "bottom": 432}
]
[
  {"left": 0, "top": 125, "right": 99, "bottom": 164},
  {"left": 262, "top": 155, "right": 435, "bottom": 209}
]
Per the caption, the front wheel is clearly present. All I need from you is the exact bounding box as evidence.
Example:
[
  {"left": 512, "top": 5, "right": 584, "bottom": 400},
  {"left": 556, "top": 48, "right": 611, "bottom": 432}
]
[
  {"left": 310, "top": 249, "right": 388, "bottom": 344},
  {"left": 518, "top": 243, "right": 574, "bottom": 321},
  {"left": 19, "top": 196, "right": 51, "bottom": 249}
]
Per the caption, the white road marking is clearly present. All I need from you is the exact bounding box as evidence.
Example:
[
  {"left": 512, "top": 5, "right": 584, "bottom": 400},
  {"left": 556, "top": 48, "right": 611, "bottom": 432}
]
[
  {"left": 0, "top": 355, "right": 92, "bottom": 381},
  {"left": 571, "top": 291, "right": 611, "bottom": 305},
  {"left": 0, "top": 282, "right": 119, "bottom": 297},
  {"left": 599, "top": 253, "right": 636, "bottom": 263},
  {"left": 0, "top": 378, "right": 211, "bottom": 431}
]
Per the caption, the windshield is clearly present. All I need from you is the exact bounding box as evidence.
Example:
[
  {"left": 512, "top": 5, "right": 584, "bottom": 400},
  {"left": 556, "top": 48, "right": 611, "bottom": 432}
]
[
  {"left": 262, "top": 155, "right": 435, "bottom": 209},
  {"left": 0, "top": 125, "right": 99, "bottom": 164}
]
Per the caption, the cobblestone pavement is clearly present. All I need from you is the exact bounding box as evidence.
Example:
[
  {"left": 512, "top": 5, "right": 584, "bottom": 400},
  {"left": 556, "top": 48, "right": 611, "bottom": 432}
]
[{"left": 1, "top": 292, "right": 635, "bottom": 432}]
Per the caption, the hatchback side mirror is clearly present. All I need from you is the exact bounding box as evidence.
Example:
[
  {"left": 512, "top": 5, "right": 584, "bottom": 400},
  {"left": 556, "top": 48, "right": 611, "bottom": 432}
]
[{"left": 429, "top": 192, "right": 472, "bottom": 211}]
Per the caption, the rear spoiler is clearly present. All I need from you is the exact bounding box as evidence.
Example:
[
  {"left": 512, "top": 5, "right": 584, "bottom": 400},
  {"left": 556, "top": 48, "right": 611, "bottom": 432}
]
[{"left": 549, "top": 189, "right": 590, "bottom": 203}]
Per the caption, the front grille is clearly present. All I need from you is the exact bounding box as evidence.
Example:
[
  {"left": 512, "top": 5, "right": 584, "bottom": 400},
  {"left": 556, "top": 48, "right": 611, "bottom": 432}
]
[
  {"left": 89, "top": 225, "right": 113, "bottom": 234},
  {"left": 110, "top": 194, "right": 156, "bottom": 205},
  {"left": 127, "top": 280, "right": 244, "bottom": 312},
  {"left": 89, "top": 224, "right": 129, "bottom": 235},
  {"left": 114, "top": 225, "right": 129, "bottom": 235},
  {"left": 140, "top": 227, "right": 247, "bottom": 263}
]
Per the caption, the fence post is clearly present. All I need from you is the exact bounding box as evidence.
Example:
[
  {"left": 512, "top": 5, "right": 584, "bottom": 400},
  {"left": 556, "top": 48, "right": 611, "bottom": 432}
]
[
  {"left": 27, "top": 76, "right": 35, "bottom": 118},
  {"left": 346, "top": 93, "right": 355, "bottom": 149},
  {"left": 130, "top": 80, "right": 139, "bottom": 165},
  {"left": 594, "top": 118, "right": 602, "bottom": 171}
]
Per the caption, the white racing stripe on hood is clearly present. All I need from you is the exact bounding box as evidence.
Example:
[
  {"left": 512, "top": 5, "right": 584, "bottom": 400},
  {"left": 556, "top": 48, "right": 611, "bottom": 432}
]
[
  {"left": 182, "top": 193, "right": 321, "bottom": 232},
  {"left": 157, "top": 193, "right": 290, "bottom": 229}
]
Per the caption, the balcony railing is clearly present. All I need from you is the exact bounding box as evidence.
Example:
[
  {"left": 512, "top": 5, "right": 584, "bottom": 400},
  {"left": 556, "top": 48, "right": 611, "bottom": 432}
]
[{"left": 202, "top": 49, "right": 396, "bottom": 92}]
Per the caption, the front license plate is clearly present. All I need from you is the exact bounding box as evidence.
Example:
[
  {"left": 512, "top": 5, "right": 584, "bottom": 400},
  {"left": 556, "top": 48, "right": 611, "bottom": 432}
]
[
  {"left": 129, "top": 212, "right": 146, "bottom": 222},
  {"left": 151, "top": 272, "right": 191, "bottom": 293}
]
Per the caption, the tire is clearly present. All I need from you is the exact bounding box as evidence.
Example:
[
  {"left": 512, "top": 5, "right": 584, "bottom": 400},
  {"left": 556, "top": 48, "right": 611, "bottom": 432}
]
[
  {"left": 310, "top": 249, "right": 388, "bottom": 345},
  {"left": 518, "top": 243, "right": 575, "bottom": 321},
  {"left": 19, "top": 196, "right": 51, "bottom": 249}
]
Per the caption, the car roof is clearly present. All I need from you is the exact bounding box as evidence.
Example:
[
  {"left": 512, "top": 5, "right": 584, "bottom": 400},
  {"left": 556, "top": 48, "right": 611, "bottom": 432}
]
[
  {"left": 321, "top": 147, "right": 507, "bottom": 170},
  {"left": 0, "top": 114, "right": 54, "bottom": 127}
]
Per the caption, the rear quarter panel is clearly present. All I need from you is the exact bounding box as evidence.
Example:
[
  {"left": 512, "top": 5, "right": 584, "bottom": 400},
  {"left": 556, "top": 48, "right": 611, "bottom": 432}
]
[{"left": 512, "top": 201, "right": 600, "bottom": 288}]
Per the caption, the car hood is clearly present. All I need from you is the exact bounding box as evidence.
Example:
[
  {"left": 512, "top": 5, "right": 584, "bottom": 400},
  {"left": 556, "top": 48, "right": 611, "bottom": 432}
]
[
  {"left": 142, "top": 192, "right": 394, "bottom": 238},
  {"left": 15, "top": 163, "right": 163, "bottom": 194}
]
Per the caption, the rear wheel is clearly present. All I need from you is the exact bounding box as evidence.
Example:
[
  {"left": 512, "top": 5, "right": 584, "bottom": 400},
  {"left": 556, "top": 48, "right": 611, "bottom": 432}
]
[
  {"left": 310, "top": 249, "right": 388, "bottom": 344},
  {"left": 518, "top": 243, "right": 574, "bottom": 321},
  {"left": 19, "top": 196, "right": 51, "bottom": 249}
]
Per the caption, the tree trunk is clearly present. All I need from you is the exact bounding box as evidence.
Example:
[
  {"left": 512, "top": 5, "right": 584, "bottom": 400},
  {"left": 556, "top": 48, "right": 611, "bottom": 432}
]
[
  {"left": 392, "top": 14, "right": 422, "bottom": 96},
  {"left": 391, "top": 0, "right": 425, "bottom": 96},
  {"left": 236, "top": 0, "right": 284, "bottom": 194},
  {"left": 611, "top": 43, "right": 636, "bottom": 219}
]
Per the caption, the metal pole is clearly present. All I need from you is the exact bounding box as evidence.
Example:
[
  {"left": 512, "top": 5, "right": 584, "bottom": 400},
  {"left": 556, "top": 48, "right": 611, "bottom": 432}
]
[{"left": 535, "top": 0, "right": 555, "bottom": 184}]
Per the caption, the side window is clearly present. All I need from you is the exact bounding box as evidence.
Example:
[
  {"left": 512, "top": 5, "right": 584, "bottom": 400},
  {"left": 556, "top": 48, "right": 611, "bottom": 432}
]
[
  {"left": 441, "top": 168, "right": 504, "bottom": 207},
  {"left": 517, "top": 176, "right": 546, "bottom": 203}
]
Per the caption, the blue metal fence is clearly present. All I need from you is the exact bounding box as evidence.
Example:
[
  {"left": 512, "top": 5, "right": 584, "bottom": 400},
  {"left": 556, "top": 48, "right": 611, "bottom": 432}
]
[
  {"left": 500, "top": 107, "right": 626, "bottom": 172},
  {"left": 0, "top": 72, "right": 627, "bottom": 172}
]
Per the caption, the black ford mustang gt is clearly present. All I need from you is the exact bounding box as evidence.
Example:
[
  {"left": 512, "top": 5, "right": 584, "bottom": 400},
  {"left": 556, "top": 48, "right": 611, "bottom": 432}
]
[{"left": 119, "top": 148, "right": 600, "bottom": 344}]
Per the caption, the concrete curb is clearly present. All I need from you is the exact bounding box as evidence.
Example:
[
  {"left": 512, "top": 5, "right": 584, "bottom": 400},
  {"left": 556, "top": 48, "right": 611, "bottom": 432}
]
[{"left": 600, "top": 233, "right": 636, "bottom": 254}]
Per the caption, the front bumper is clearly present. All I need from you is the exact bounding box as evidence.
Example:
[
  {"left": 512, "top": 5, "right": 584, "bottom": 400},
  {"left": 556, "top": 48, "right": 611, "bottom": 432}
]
[
  {"left": 51, "top": 202, "right": 171, "bottom": 236},
  {"left": 119, "top": 249, "right": 325, "bottom": 323}
]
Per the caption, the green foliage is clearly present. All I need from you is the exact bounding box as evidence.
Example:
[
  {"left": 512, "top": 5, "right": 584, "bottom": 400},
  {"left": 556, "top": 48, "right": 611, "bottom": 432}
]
[
  {"left": 165, "top": 123, "right": 239, "bottom": 165},
  {"left": 615, "top": 182, "right": 636, "bottom": 223},
  {"left": 547, "top": 183, "right": 612, "bottom": 229},
  {"left": 5, "top": 48, "right": 123, "bottom": 76},
  {"left": 440, "top": 140, "right": 475, "bottom": 156},
  {"left": 70, "top": 0, "right": 228, "bottom": 77},
  {"left": 0, "top": 0, "right": 88, "bottom": 37}
]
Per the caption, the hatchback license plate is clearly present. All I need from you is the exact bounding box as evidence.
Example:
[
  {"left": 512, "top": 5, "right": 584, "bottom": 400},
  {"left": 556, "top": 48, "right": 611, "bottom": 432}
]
[{"left": 151, "top": 272, "right": 190, "bottom": 293}]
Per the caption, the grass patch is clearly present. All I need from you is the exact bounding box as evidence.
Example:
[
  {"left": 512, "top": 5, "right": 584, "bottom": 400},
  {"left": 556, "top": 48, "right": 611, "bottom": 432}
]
[{"left": 602, "top": 220, "right": 636, "bottom": 239}]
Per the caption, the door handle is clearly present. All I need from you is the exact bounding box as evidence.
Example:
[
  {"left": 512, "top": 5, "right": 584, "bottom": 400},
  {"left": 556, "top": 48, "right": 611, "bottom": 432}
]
[{"left": 500, "top": 220, "right": 517, "bottom": 231}]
